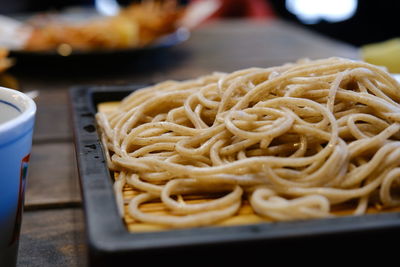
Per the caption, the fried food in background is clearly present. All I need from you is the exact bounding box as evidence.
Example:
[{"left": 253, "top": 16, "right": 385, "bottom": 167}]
[
  {"left": 0, "top": 48, "right": 18, "bottom": 89},
  {"left": 24, "top": 0, "right": 184, "bottom": 52},
  {"left": 0, "top": 48, "right": 13, "bottom": 72}
]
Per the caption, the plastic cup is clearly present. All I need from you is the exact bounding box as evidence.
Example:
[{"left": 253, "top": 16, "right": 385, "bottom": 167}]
[{"left": 0, "top": 87, "right": 36, "bottom": 267}]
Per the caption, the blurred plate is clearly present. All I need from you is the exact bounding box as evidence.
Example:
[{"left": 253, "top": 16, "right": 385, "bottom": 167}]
[
  {"left": 5, "top": 6, "right": 189, "bottom": 59},
  {"left": 9, "top": 27, "right": 190, "bottom": 58}
]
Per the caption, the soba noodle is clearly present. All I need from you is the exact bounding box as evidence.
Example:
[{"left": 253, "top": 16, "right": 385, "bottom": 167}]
[{"left": 96, "top": 57, "right": 400, "bottom": 228}]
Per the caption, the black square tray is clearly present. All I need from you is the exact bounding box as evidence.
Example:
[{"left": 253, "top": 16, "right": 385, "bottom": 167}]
[{"left": 69, "top": 85, "right": 400, "bottom": 266}]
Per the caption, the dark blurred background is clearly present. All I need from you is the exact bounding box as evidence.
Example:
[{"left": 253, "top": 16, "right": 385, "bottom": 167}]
[
  {"left": 0, "top": 0, "right": 399, "bottom": 47},
  {"left": 269, "top": 0, "right": 400, "bottom": 46}
]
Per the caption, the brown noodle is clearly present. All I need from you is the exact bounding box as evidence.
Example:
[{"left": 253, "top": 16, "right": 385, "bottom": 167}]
[{"left": 96, "top": 57, "right": 400, "bottom": 228}]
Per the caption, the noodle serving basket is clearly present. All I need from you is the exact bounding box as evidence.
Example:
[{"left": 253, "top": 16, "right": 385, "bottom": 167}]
[{"left": 69, "top": 84, "right": 400, "bottom": 266}]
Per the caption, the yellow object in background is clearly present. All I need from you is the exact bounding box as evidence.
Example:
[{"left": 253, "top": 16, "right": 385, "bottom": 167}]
[
  {"left": 0, "top": 73, "right": 18, "bottom": 90},
  {"left": 361, "top": 38, "right": 400, "bottom": 73}
]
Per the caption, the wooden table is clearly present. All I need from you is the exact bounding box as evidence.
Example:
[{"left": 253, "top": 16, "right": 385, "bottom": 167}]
[{"left": 11, "top": 19, "right": 358, "bottom": 266}]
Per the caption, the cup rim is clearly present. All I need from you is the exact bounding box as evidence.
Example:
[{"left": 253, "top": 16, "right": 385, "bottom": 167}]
[{"left": 0, "top": 86, "right": 36, "bottom": 134}]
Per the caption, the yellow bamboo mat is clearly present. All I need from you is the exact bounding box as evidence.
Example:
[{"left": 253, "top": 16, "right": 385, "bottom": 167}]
[
  {"left": 116, "top": 175, "right": 400, "bottom": 232},
  {"left": 120, "top": 181, "right": 268, "bottom": 232}
]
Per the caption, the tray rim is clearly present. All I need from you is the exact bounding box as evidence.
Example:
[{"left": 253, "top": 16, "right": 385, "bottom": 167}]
[{"left": 69, "top": 84, "right": 400, "bottom": 255}]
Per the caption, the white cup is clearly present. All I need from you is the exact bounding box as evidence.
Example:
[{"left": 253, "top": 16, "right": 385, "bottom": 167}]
[{"left": 0, "top": 86, "right": 36, "bottom": 267}]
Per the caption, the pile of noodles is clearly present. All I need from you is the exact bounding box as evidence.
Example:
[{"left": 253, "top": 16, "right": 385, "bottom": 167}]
[{"left": 96, "top": 57, "right": 400, "bottom": 228}]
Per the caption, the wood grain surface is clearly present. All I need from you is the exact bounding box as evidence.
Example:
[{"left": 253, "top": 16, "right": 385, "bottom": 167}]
[{"left": 17, "top": 208, "right": 86, "bottom": 267}]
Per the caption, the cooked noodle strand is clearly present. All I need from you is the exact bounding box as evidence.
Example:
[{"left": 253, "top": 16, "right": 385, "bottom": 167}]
[{"left": 97, "top": 57, "right": 400, "bottom": 228}]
